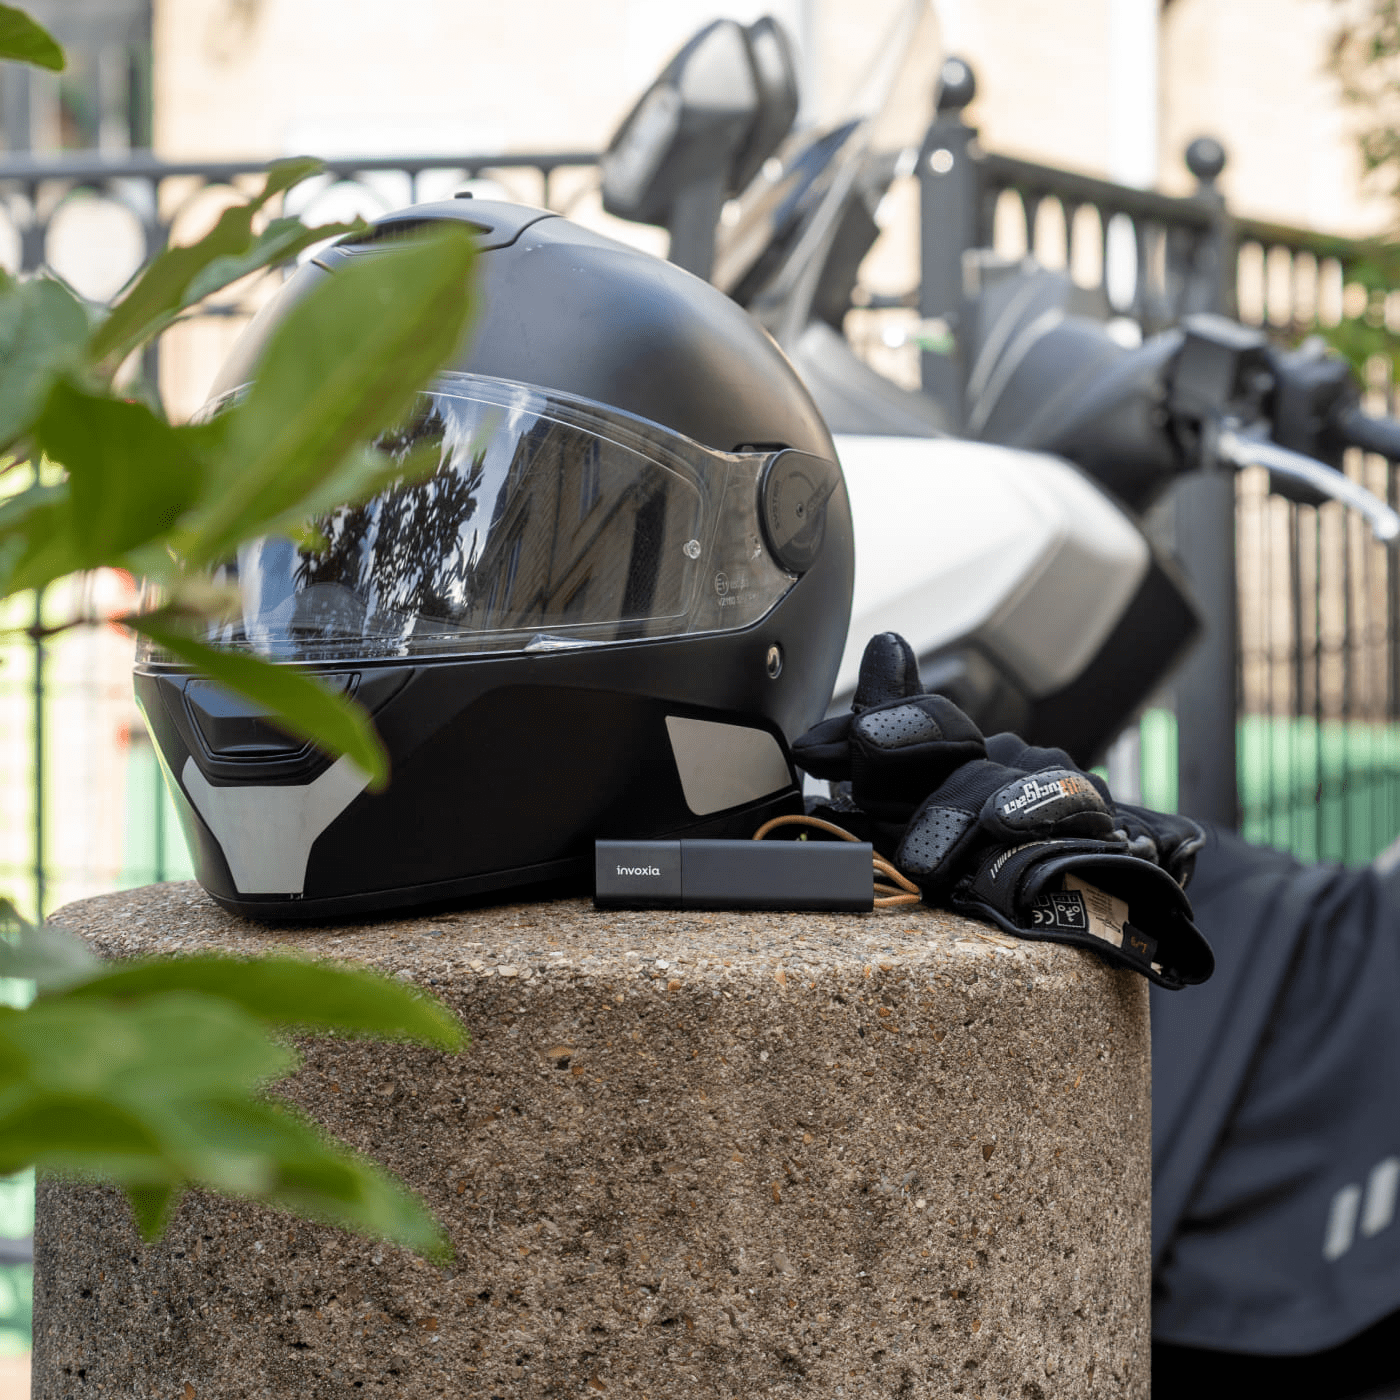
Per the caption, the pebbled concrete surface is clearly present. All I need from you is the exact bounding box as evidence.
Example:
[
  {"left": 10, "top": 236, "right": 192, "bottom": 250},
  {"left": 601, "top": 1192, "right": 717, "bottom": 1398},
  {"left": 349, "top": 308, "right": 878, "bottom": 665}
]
[{"left": 34, "top": 882, "right": 1150, "bottom": 1399}]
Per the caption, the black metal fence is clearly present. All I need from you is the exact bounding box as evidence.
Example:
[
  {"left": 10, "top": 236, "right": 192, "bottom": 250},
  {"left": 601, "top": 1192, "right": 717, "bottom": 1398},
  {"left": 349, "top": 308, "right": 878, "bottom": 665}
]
[
  {"left": 916, "top": 79, "right": 1400, "bottom": 864},
  {"left": 1215, "top": 208, "right": 1400, "bottom": 862},
  {"left": 3, "top": 103, "right": 1396, "bottom": 928}
]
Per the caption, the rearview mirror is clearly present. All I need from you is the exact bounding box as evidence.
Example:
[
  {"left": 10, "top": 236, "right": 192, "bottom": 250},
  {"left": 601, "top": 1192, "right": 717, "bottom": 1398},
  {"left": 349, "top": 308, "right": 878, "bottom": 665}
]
[
  {"left": 731, "top": 17, "right": 800, "bottom": 193},
  {"left": 602, "top": 16, "right": 800, "bottom": 279}
]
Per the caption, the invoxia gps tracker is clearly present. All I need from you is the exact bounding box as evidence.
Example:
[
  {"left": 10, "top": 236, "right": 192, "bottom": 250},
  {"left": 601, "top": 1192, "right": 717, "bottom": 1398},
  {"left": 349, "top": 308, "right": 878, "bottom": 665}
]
[{"left": 594, "top": 839, "right": 874, "bottom": 911}]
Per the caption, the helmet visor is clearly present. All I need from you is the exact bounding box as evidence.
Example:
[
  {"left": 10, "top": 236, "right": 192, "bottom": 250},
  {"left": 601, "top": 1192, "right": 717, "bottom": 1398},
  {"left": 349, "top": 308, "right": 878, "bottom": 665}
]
[{"left": 201, "top": 373, "right": 802, "bottom": 662}]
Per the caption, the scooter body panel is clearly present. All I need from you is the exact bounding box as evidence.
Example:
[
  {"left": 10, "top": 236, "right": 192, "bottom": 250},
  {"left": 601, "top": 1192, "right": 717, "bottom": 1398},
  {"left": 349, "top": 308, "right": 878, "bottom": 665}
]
[{"left": 833, "top": 433, "right": 1149, "bottom": 704}]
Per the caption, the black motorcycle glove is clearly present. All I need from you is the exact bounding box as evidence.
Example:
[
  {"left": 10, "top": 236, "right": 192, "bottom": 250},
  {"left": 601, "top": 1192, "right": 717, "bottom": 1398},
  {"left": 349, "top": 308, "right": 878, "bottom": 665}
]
[
  {"left": 984, "top": 732, "right": 1207, "bottom": 888},
  {"left": 1113, "top": 804, "right": 1207, "bottom": 889},
  {"left": 896, "top": 757, "right": 1214, "bottom": 990},
  {"left": 793, "top": 632, "right": 986, "bottom": 841},
  {"left": 983, "top": 733, "right": 1114, "bottom": 802}
]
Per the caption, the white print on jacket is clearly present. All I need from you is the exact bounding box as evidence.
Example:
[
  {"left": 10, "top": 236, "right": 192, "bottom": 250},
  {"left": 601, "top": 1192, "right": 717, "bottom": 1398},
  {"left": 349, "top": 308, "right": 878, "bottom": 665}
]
[{"left": 1323, "top": 1157, "right": 1400, "bottom": 1261}]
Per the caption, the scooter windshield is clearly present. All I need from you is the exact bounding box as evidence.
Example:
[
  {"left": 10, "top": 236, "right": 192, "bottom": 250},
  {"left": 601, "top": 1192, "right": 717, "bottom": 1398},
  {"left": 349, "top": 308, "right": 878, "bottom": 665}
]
[
  {"left": 712, "top": 0, "right": 940, "bottom": 335},
  {"left": 197, "top": 373, "right": 797, "bottom": 663}
]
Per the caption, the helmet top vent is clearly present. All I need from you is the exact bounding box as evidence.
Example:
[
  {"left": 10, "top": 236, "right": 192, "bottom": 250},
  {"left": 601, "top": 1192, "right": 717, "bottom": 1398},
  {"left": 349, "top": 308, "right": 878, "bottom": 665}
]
[{"left": 338, "top": 217, "right": 488, "bottom": 250}]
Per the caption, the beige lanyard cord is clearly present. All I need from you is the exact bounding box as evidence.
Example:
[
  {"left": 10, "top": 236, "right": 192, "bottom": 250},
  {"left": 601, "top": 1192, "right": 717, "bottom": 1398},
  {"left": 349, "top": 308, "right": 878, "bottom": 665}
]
[{"left": 751, "top": 813, "right": 922, "bottom": 908}]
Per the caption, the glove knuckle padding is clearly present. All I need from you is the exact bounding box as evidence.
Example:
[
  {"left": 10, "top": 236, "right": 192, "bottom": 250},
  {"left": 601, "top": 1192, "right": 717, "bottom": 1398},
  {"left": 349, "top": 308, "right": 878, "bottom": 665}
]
[
  {"left": 855, "top": 700, "right": 946, "bottom": 750},
  {"left": 985, "top": 734, "right": 1114, "bottom": 806},
  {"left": 981, "top": 767, "right": 1119, "bottom": 843},
  {"left": 897, "top": 805, "right": 978, "bottom": 878},
  {"left": 893, "top": 757, "right": 1214, "bottom": 990},
  {"left": 986, "top": 732, "right": 1204, "bottom": 887},
  {"left": 846, "top": 696, "right": 986, "bottom": 821}
]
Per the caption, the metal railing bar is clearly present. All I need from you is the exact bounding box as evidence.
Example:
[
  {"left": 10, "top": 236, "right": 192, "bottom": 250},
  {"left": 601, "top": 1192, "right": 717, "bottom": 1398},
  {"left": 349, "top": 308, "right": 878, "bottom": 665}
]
[
  {"left": 0, "top": 149, "right": 601, "bottom": 186},
  {"left": 979, "top": 152, "right": 1219, "bottom": 229},
  {"left": 1233, "top": 215, "right": 1390, "bottom": 266}
]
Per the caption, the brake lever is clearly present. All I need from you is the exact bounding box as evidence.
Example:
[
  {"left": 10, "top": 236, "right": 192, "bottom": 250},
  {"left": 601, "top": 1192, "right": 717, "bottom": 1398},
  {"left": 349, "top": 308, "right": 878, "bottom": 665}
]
[{"left": 1216, "top": 426, "right": 1400, "bottom": 545}]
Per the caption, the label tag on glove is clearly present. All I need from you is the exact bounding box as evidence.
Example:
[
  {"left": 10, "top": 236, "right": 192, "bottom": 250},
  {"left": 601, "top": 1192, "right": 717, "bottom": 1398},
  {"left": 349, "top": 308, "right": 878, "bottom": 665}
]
[
  {"left": 1028, "top": 889, "right": 1090, "bottom": 933},
  {"left": 1064, "top": 874, "right": 1128, "bottom": 949}
]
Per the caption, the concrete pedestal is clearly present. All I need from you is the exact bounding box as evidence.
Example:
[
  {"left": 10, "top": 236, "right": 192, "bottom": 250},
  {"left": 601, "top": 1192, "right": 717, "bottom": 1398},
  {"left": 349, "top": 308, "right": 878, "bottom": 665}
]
[{"left": 33, "top": 883, "right": 1150, "bottom": 1398}]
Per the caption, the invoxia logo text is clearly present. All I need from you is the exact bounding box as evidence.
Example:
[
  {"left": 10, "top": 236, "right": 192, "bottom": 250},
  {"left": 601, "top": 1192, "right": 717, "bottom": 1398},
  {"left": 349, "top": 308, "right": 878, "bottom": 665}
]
[{"left": 617, "top": 865, "right": 663, "bottom": 877}]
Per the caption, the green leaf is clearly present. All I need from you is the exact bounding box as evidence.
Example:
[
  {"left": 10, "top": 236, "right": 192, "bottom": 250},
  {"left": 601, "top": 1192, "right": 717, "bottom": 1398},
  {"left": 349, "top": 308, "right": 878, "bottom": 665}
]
[
  {"left": 0, "top": 901, "right": 97, "bottom": 991},
  {"left": 251, "top": 434, "right": 445, "bottom": 543},
  {"left": 0, "top": 384, "right": 224, "bottom": 595},
  {"left": 180, "top": 216, "right": 368, "bottom": 310},
  {"left": 129, "top": 618, "right": 390, "bottom": 788},
  {"left": 0, "top": 1091, "right": 167, "bottom": 1178},
  {"left": 182, "top": 226, "right": 477, "bottom": 565},
  {"left": 0, "top": 994, "right": 295, "bottom": 1100},
  {"left": 0, "top": 961, "right": 457, "bottom": 1255},
  {"left": 0, "top": 5, "right": 63, "bottom": 71},
  {"left": 90, "top": 158, "right": 328, "bottom": 367},
  {"left": 34, "top": 380, "right": 209, "bottom": 562},
  {"left": 58, "top": 955, "right": 464, "bottom": 1049},
  {"left": 259, "top": 156, "right": 326, "bottom": 202},
  {"left": 90, "top": 200, "right": 263, "bottom": 363},
  {"left": 0, "top": 1084, "right": 448, "bottom": 1255},
  {"left": 166, "top": 1096, "right": 450, "bottom": 1260},
  {"left": 0, "top": 276, "right": 89, "bottom": 450},
  {"left": 0, "top": 483, "right": 82, "bottom": 597},
  {"left": 126, "top": 1183, "right": 177, "bottom": 1240}
]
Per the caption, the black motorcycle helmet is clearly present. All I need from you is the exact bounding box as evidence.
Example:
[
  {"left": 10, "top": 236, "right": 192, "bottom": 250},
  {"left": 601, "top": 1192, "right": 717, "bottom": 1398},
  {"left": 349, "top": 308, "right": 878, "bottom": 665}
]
[{"left": 134, "top": 200, "right": 854, "bottom": 919}]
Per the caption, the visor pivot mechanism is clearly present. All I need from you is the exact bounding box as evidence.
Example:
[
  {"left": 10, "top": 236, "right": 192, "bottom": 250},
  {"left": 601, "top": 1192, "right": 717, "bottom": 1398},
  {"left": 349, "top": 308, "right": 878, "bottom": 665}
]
[{"left": 758, "top": 449, "right": 841, "bottom": 573}]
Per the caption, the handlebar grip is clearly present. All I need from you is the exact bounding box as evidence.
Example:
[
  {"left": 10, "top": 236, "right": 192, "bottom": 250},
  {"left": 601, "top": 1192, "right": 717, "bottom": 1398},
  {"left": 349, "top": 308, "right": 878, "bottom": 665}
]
[{"left": 1337, "top": 405, "right": 1400, "bottom": 462}]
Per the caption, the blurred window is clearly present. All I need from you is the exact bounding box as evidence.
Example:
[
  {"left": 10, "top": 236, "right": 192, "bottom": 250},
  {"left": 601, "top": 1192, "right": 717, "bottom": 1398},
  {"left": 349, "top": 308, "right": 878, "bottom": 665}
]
[{"left": 0, "top": 0, "right": 152, "bottom": 153}]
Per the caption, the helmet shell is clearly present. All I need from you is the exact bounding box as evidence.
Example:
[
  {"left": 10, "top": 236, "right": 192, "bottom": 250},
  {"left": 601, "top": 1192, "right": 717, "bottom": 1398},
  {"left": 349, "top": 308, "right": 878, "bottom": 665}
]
[
  {"left": 213, "top": 199, "right": 839, "bottom": 459},
  {"left": 141, "top": 201, "right": 854, "bottom": 918}
]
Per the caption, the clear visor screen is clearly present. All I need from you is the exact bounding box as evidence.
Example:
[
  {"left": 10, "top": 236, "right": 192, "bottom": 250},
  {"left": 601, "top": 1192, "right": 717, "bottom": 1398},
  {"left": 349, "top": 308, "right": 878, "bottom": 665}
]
[{"left": 205, "top": 378, "right": 797, "bottom": 662}]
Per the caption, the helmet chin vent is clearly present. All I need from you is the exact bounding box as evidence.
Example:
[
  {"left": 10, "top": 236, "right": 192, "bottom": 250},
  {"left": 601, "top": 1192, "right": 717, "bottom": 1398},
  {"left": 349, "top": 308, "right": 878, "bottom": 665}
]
[{"left": 184, "top": 679, "right": 319, "bottom": 760}]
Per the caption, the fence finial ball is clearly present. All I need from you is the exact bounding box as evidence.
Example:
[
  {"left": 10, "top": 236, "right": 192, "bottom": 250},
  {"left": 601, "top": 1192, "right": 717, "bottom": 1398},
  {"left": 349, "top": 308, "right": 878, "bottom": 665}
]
[
  {"left": 1185, "top": 136, "right": 1227, "bottom": 186},
  {"left": 936, "top": 56, "right": 976, "bottom": 113}
]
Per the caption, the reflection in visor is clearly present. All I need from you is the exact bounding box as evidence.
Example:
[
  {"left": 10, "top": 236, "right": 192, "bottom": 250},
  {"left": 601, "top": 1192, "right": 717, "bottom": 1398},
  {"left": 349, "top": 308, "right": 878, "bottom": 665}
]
[{"left": 205, "top": 375, "right": 800, "bottom": 662}]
